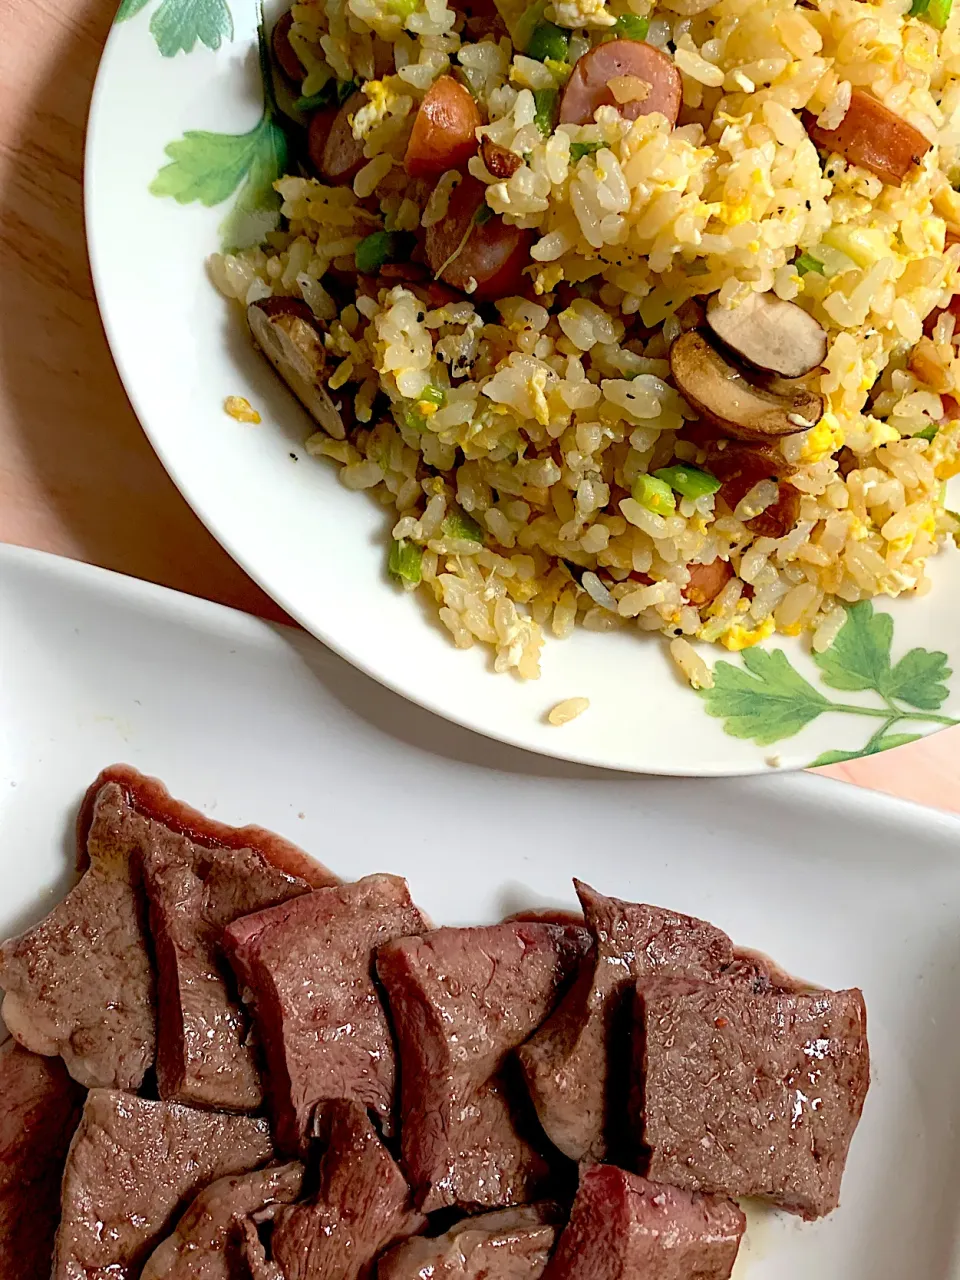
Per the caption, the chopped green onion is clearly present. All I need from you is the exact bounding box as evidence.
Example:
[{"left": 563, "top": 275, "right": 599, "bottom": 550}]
[
  {"left": 632, "top": 473, "right": 676, "bottom": 516},
  {"left": 419, "top": 384, "right": 447, "bottom": 407},
  {"left": 526, "top": 21, "right": 570, "bottom": 62},
  {"left": 544, "top": 57, "right": 573, "bottom": 83},
  {"left": 513, "top": 0, "right": 549, "bottom": 52},
  {"left": 294, "top": 88, "right": 335, "bottom": 112},
  {"left": 533, "top": 88, "right": 559, "bottom": 137},
  {"left": 355, "top": 231, "right": 402, "bottom": 274},
  {"left": 474, "top": 202, "right": 495, "bottom": 226},
  {"left": 929, "top": 0, "right": 952, "bottom": 28},
  {"left": 653, "top": 464, "right": 721, "bottom": 500},
  {"left": 295, "top": 78, "right": 357, "bottom": 112},
  {"left": 909, "top": 0, "right": 951, "bottom": 32},
  {"left": 397, "top": 405, "right": 426, "bottom": 433},
  {"left": 914, "top": 423, "right": 939, "bottom": 442},
  {"left": 388, "top": 538, "right": 423, "bottom": 586},
  {"left": 613, "top": 13, "right": 649, "bottom": 38},
  {"left": 795, "top": 252, "right": 825, "bottom": 276},
  {"left": 570, "top": 140, "right": 603, "bottom": 161},
  {"left": 443, "top": 509, "right": 485, "bottom": 543}
]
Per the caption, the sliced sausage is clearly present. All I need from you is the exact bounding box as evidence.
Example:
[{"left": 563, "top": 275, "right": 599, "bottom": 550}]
[
  {"left": 455, "top": 0, "right": 508, "bottom": 39},
  {"left": 707, "top": 443, "right": 800, "bottom": 538},
  {"left": 272, "top": 12, "right": 304, "bottom": 84},
  {"left": 318, "top": 91, "right": 368, "bottom": 185},
  {"left": 307, "top": 106, "right": 339, "bottom": 179},
  {"left": 424, "top": 175, "right": 531, "bottom": 300},
  {"left": 684, "top": 558, "right": 733, "bottom": 606},
  {"left": 404, "top": 76, "right": 481, "bottom": 179},
  {"left": 559, "top": 39, "right": 682, "bottom": 128},
  {"left": 803, "top": 89, "right": 932, "bottom": 187}
]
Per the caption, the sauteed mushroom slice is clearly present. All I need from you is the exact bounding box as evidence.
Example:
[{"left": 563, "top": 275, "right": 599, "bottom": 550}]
[
  {"left": 669, "top": 330, "right": 823, "bottom": 443},
  {"left": 247, "top": 297, "right": 346, "bottom": 439},
  {"left": 706, "top": 292, "right": 827, "bottom": 379}
]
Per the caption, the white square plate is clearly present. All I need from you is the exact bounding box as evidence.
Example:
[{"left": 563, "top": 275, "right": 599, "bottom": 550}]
[{"left": 2, "top": 543, "right": 959, "bottom": 1277}]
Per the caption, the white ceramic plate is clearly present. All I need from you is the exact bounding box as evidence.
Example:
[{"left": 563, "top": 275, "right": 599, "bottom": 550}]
[
  {"left": 83, "top": 23, "right": 960, "bottom": 776},
  {"left": 3, "top": 544, "right": 960, "bottom": 1276}
]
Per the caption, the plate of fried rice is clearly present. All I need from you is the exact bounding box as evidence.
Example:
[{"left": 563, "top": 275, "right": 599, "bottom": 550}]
[{"left": 86, "top": 0, "right": 960, "bottom": 772}]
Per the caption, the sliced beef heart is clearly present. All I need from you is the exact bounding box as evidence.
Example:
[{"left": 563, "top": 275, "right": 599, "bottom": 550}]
[
  {"left": 378, "top": 1203, "right": 560, "bottom": 1280},
  {"left": 140, "top": 1161, "right": 304, "bottom": 1280},
  {"left": 541, "top": 1164, "right": 745, "bottom": 1280},
  {"left": 246, "top": 1099, "right": 425, "bottom": 1280},
  {"left": 516, "top": 882, "right": 741, "bottom": 1162},
  {"left": 223, "top": 874, "right": 427, "bottom": 1154},
  {"left": 377, "top": 921, "right": 590, "bottom": 1213},
  {"left": 0, "top": 782, "right": 157, "bottom": 1089},
  {"left": 634, "top": 978, "right": 870, "bottom": 1219},
  {"left": 0, "top": 1040, "right": 85, "bottom": 1280},
  {"left": 142, "top": 824, "right": 315, "bottom": 1112},
  {"left": 0, "top": 769, "right": 332, "bottom": 1096},
  {"left": 52, "top": 1090, "right": 274, "bottom": 1279}
]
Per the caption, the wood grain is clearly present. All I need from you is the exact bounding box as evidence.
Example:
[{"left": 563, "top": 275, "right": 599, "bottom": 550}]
[
  {"left": 0, "top": 0, "right": 957, "bottom": 805},
  {"left": 0, "top": 0, "right": 286, "bottom": 620}
]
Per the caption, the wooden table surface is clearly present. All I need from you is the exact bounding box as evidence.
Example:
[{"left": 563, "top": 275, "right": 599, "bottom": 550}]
[{"left": 2, "top": 0, "right": 959, "bottom": 809}]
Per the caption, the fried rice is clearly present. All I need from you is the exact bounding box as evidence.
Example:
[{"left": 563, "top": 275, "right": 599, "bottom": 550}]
[{"left": 210, "top": 0, "right": 960, "bottom": 685}]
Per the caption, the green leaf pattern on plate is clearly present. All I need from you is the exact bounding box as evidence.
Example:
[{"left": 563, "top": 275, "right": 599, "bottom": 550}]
[
  {"left": 697, "top": 649, "right": 829, "bottom": 748},
  {"left": 700, "top": 601, "right": 958, "bottom": 764},
  {"left": 114, "top": 0, "right": 232, "bottom": 57},
  {"left": 150, "top": 113, "right": 288, "bottom": 250},
  {"left": 149, "top": 0, "right": 234, "bottom": 55},
  {"left": 115, "top": 0, "right": 151, "bottom": 22}
]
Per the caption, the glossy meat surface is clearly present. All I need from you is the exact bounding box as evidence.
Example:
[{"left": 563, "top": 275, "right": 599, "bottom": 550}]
[
  {"left": 0, "top": 1040, "right": 85, "bottom": 1280},
  {"left": 223, "top": 873, "right": 427, "bottom": 1153},
  {"left": 52, "top": 1090, "right": 274, "bottom": 1279},
  {"left": 377, "top": 921, "right": 589, "bottom": 1211},
  {"left": 636, "top": 978, "right": 870, "bottom": 1219},
  {"left": 517, "top": 882, "right": 738, "bottom": 1161}
]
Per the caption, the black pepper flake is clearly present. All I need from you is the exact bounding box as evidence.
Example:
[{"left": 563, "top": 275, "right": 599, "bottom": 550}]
[
  {"left": 417, "top": 311, "right": 425, "bottom": 321},
  {"left": 289, "top": 452, "right": 298, "bottom": 461}
]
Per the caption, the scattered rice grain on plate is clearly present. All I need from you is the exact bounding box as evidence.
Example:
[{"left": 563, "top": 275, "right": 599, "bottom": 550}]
[
  {"left": 548, "top": 697, "right": 590, "bottom": 726},
  {"left": 669, "top": 637, "right": 714, "bottom": 690}
]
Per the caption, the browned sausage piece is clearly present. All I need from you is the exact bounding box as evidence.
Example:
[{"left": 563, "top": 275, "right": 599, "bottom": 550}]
[
  {"left": 803, "top": 89, "right": 932, "bottom": 187},
  {"left": 272, "top": 12, "right": 304, "bottom": 84},
  {"left": 684, "top": 558, "right": 733, "bottom": 606},
  {"left": 307, "top": 106, "right": 339, "bottom": 178},
  {"left": 559, "top": 39, "right": 682, "bottom": 128},
  {"left": 707, "top": 443, "right": 801, "bottom": 539},
  {"left": 480, "top": 138, "right": 522, "bottom": 179},
  {"left": 424, "top": 175, "right": 532, "bottom": 300},
  {"left": 404, "top": 76, "right": 481, "bottom": 179},
  {"left": 319, "top": 91, "right": 368, "bottom": 185}
]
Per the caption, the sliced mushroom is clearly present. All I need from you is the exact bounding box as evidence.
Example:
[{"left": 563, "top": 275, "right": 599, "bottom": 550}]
[
  {"left": 480, "top": 137, "right": 522, "bottom": 180},
  {"left": 706, "top": 291, "right": 827, "bottom": 379},
  {"left": 247, "top": 298, "right": 345, "bottom": 440},
  {"left": 669, "top": 330, "right": 824, "bottom": 443}
]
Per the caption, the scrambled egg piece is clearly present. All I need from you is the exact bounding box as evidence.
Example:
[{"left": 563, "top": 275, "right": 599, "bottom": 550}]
[
  {"left": 352, "top": 80, "right": 395, "bottom": 141},
  {"left": 224, "top": 396, "right": 261, "bottom": 424},
  {"left": 800, "top": 411, "right": 845, "bottom": 463},
  {"left": 719, "top": 617, "right": 776, "bottom": 651}
]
